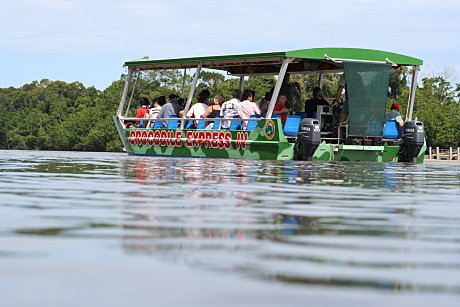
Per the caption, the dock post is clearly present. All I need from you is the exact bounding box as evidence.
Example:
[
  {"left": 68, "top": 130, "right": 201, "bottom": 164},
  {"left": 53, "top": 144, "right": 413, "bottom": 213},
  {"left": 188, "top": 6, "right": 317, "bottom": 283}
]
[
  {"left": 458, "top": 147, "right": 460, "bottom": 160},
  {"left": 436, "top": 147, "right": 440, "bottom": 160},
  {"left": 449, "top": 147, "right": 453, "bottom": 160},
  {"left": 429, "top": 147, "right": 432, "bottom": 159}
]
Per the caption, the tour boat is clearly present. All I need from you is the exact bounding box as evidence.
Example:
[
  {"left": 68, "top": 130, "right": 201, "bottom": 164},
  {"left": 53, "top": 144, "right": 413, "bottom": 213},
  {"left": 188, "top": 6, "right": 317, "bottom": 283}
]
[{"left": 113, "top": 48, "right": 426, "bottom": 162}]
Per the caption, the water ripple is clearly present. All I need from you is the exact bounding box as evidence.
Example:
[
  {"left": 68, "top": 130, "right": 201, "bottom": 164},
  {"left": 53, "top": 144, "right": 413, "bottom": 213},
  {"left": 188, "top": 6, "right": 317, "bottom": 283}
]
[{"left": 0, "top": 150, "right": 459, "bottom": 305}]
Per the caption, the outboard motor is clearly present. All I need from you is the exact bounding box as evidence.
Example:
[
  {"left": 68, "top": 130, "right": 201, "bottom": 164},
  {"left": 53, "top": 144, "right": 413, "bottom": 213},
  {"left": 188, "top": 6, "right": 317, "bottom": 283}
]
[
  {"left": 399, "top": 121, "right": 425, "bottom": 162},
  {"left": 295, "top": 118, "right": 321, "bottom": 161}
]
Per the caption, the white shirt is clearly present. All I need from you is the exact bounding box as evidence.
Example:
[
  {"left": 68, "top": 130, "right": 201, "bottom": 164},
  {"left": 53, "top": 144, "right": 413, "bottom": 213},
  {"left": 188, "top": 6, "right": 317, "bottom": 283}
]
[
  {"left": 238, "top": 100, "right": 261, "bottom": 129},
  {"left": 187, "top": 103, "right": 208, "bottom": 119},
  {"left": 149, "top": 106, "right": 162, "bottom": 119},
  {"left": 220, "top": 98, "right": 241, "bottom": 129}
]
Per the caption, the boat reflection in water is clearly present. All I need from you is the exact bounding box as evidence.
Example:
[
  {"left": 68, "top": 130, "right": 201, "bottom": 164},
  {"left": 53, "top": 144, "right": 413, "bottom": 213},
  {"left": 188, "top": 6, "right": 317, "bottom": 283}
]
[{"left": 118, "top": 157, "right": 458, "bottom": 294}]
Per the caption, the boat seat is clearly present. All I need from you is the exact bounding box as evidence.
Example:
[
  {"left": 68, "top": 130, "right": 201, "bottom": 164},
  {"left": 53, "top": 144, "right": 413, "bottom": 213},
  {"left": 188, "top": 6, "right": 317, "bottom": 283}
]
[
  {"left": 382, "top": 120, "right": 400, "bottom": 139},
  {"left": 185, "top": 120, "right": 193, "bottom": 129},
  {"left": 246, "top": 115, "right": 261, "bottom": 131},
  {"left": 153, "top": 119, "right": 164, "bottom": 129},
  {"left": 212, "top": 115, "right": 221, "bottom": 130},
  {"left": 229, "top": 116, "right": 242, "bottom": 130},
  {"left": 283, "top": 115, "right": 301, "bottom": 136},
  {"left": 167, "top": 115, "right": 179, "bottom": 129},
  {"left": 139, "top": 115, "right": 145, "bottom": 128},
  {"left": 196, "top": 116, "right": 206, "bottom": 129}
]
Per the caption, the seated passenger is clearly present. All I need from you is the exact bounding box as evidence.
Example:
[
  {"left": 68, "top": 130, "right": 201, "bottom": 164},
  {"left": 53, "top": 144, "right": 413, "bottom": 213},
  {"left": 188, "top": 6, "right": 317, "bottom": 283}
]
[
  {"left": 157, "top": 94, "right": 181, "bottom": 127},
  {"left": 149, "top": 97, "right": 165, "bottom": 120},
  {"left": 187, "top": 93, "right": 209, "bottom": 127},
  {"left": 177, "top": 97, "right": 186, "bottom": 118},
  {"left": 305, "top": 87, "right": 329, "bottom": 118},
  {"left": 384, "top": 102, "right": 404, "bottom": 127},
  {"left": 177, "top": 97, "right": 185, "bottom": 109},
  {"left": 203, "top": 95, "right": 225, "bottom": 129},
  {"left": 332, "top": 73, "right": 348, "bottom": 123},
  {"left": 237, "top": 90, "right": 261, "bottom": 130},
  {"left": 220, "top": 89, "right": 242, "bottom": 129},
  {"left": 198, "top": 89, "right": 211, "bottom": 106},
  {"left": 124, "top": 120, "right": 135, "bottom": 128},
  {"left": 259, "top": 92, "right": 271, "bottom": 116},
  {"left": 136, "top": 97, "right": 150, "bottom": 127},
  {"left": 273, "top": 94, "right": 290, "bottom": 124}
]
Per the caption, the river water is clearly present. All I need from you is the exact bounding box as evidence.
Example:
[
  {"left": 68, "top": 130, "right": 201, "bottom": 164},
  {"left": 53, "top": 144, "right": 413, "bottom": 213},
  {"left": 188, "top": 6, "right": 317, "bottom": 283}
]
[{"left": 0, "top": 150, "right": 459, "bottom": 307}]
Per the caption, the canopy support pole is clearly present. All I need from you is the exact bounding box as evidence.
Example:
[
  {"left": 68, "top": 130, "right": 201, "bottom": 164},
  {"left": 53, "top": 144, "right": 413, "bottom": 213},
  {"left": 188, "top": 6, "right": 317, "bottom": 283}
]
[
  {"left": 180, "top": 63, "right": 202, "bottom": 129},
  {"left": 407, "top": 65, "right": 419, "bottom": 121},
  {"left": 181, "top": 68, "right": 187, "bottom": 97},
  {"left": 318, "top": 73, "right": 324, "bottom": 88},
  {"left": 266, "top": 58, "right": 293, "bottom": 118},
  {"left": 239, "top": 76, "right": 245, "bottom": 92},
  {"left": 125, "top": 70, "right": 141, "bottom": 117},
  {"left": 118, "top": 67, "right": 134, "bottom": 116}
]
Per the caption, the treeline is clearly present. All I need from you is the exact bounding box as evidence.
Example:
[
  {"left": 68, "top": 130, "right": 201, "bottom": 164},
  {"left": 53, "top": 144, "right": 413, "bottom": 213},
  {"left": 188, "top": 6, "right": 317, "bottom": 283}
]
[{"left": 0, "top": 69, "right": 459, "bottom": 152}]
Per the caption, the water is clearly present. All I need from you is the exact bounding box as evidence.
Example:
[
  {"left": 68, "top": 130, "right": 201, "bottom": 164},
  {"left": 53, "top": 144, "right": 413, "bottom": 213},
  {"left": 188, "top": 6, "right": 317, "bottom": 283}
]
[{"left": 1, "top": 150, "right": 459, "bottom": 307}]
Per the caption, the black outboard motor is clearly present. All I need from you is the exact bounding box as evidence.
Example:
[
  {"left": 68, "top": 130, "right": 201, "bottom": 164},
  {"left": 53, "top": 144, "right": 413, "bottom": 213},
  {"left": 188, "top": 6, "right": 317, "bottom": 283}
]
[
  {"left": 399, "top": 121, "right": 425, "bottom": 162},
  {"left": 295, "top": 118, "right": 321, "bottom": 161}
]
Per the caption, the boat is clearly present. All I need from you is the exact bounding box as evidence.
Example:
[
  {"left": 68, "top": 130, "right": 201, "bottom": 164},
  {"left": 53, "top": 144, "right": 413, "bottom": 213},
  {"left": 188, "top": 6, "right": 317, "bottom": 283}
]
[{"left": 113, "top": 48, "right": 426, "bottom": 162}]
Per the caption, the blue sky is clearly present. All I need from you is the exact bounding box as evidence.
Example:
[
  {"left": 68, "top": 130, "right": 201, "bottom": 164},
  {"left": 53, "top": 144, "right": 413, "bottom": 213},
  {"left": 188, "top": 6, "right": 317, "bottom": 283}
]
[{"left": 1, "top": 0, "right": 459, "bottom": 90}]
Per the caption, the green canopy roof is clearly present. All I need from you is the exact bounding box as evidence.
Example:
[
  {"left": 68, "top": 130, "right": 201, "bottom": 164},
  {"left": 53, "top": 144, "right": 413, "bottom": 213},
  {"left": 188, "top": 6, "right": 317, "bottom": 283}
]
[{"left": 124, "top": 48, "right": 422, "bottom": 75}]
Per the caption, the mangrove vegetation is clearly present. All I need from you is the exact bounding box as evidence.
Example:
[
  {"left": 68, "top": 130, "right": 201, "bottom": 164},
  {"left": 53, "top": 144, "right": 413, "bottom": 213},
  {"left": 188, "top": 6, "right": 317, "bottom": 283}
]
[{"left": 0, "top": 69, "right": 459, "bottom": 152}]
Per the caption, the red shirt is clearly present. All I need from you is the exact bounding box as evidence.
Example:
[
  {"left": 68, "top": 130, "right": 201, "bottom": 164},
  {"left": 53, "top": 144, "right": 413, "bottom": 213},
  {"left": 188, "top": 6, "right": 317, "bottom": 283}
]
[
  {"left": 274, "top": 103, "right": 287, "bottom": 124},
  {"left": 136, "top": 107, "right": 149, "bottom": 124}
]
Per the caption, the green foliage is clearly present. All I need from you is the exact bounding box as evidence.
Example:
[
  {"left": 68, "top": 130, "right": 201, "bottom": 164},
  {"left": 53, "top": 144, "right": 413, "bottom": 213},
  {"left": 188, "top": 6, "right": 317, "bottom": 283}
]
[
  {"left": 0, "top": 79, "right": 121, "bottom": 152},
  {"left": 413, "top": 77, "right": 460, "bottom": 147},
  {"left": 0, "top": 69, "right": 458, "bottom": 152}
]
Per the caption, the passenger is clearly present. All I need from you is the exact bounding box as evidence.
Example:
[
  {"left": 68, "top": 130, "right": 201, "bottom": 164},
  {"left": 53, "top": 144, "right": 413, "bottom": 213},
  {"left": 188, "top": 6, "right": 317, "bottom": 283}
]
[
  {"left": 305, "top": 87, "right": 330, "bottom": 118},
  {"left": 158, "top": 95, "right": 166, "bottom": 106},
  {"left": 157, "top": 94, "right": 181, "bottom": 127},
  {"left": 149, "top": 97, "right": 164, "bottom": 119},
  {"left": 277, "top": 73, "right": 301, "bottom": 112},
  {"left": 384, "top": 102, "right": 404, "bottom": 127},
  {"left": 273, "top": 94, "right": 290, "bottom": 124},
  {"left": 237, "top": 90, "right": 261, "bottom": 130},
  {"left": 186, "top": 93, "right": 209, "bottom": 127},
  {"left": 198, "top": 89, "right": 211, "bottom": 105},
  {"left": 147, "top": 97, "right": 165, "bottom": 127},
  {"left": 259, "top": 91, "right": 271, "bottom": 116},
  {"left": 220, "top": 89, "right": 242, "bottom": 129},
  {"left": 332, "top": 73, "right": 348, "bottom": 123},
  {"left": 203, "top": 95, "right": 225, "bottom": 129},
  {"left": 177, "top": 97, "right": 186, "bottom": 118},
  {"left": 136, "top": 97, "right": 150, "bottom": 127},
  {"left": 177, "top": 97, "right": 185, "bottom": 109},
  {"left": 124, "top": 120, "right": 135, "bottom": 128}
]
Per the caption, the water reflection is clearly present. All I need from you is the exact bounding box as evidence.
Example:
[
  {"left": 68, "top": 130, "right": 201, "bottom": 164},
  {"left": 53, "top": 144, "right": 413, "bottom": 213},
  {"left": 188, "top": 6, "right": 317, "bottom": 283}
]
[
  {"left": 1, "top": 150, "right": 459, "bottom": 299},
  {"left": 121, "top": 157, "right": 392, "bottom": 187},
  {"left": 115, "top": 156, "right": 460, "bottom": 293}
]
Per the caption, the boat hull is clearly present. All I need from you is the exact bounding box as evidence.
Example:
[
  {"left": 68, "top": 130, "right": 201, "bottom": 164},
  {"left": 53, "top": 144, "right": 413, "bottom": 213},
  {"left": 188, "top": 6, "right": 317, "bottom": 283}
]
[{"left": 114, "top": 117, "right": 425, "bottom": 162}]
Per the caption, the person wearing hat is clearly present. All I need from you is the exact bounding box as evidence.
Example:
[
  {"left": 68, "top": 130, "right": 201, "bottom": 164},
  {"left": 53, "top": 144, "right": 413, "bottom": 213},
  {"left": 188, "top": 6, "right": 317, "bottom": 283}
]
[
  {"left": 384, "top": 102, "right": 404, "bottom": 127},
  {"left": 157, "top": 94, "right": 181, "bottom": 127}
]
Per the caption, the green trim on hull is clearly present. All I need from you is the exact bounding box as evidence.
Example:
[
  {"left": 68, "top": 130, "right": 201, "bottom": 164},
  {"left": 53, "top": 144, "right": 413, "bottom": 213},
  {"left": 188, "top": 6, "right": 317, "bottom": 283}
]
[
  {"left": 312, "top": 142, "right": 425, "bottom": 163},
  {"left": 123, "top": 119, "right": 294, "bottom": 160},
  {"left": 115, "top": 117, "right": 425, "bottom": 163}
]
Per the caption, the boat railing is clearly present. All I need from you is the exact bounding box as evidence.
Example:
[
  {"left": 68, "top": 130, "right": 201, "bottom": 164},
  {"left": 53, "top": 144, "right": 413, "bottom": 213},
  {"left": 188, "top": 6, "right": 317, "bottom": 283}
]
[{"left": 118, "top": 116, "right": 265, "bottom": 124}]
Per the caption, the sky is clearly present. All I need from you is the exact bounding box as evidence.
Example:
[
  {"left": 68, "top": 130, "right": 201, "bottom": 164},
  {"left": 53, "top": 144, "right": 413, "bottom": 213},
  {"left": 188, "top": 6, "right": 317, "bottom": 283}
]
[{"left": 1, "top": 0, "right": 459, "bottom": 90}]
